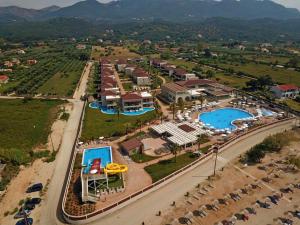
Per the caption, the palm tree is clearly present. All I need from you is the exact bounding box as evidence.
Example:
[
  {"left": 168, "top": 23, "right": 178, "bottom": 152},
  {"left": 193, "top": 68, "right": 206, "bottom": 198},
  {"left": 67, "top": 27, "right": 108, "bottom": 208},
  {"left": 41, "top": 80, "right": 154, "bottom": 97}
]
[
  {"left": 125, "top": 123, "right": 131, "bottom": 134},
  {"left": 196, "top": 135, "right": 203, "bottom": 151},
  {"left": 170, "top": 102, "right": 176, "bottom": 120},
  {"left": 116, "top": 102, "right": 122, "bottom": 120},
  {"left": 136, "top": 119, "right": 142, "bottom": 133},
  {"left": 170, "top": 144, "right": 180, "bottom": 163},
  {"left": 157, "top": 110, "right": 163, "bottom": 124},
  {"left": 199, "top": 95, "right": 205, "bottom": 109}
]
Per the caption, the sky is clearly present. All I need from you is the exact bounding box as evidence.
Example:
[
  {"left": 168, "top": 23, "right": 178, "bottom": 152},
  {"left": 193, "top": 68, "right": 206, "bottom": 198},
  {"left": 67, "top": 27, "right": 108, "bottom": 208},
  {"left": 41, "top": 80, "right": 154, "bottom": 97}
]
[{"left": 0, "top": 0, "right": 299, "bottom": 11}]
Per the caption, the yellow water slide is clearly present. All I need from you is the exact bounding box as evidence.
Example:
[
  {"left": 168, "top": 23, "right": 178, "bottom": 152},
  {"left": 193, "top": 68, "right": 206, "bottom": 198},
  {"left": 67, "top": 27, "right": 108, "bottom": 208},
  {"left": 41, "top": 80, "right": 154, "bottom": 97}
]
[{"left": 104, "top": 163, "right": 128, "bottom": 174}]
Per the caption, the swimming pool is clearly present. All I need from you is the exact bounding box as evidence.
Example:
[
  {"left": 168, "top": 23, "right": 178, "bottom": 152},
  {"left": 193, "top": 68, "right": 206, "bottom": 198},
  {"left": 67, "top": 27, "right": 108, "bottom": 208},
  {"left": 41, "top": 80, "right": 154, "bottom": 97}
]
[
  {"left": 89, "top": 102, "right": 155, "bottom": 116},
  {"left": 199, "top": 108, "right": 254, "bottom": 130},
  {"left": 82, "top": 146, "right": 113, "bottom": 174},
  {"left": 261, "top": 108, "right": 276, "bottom": 117}
]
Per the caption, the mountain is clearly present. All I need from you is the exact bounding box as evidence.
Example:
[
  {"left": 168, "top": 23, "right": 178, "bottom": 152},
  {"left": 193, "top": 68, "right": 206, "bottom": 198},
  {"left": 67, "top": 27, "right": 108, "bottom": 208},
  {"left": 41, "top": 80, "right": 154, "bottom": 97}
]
[{"left": 0, "top": 0, "right": 299, "bottom": 22}]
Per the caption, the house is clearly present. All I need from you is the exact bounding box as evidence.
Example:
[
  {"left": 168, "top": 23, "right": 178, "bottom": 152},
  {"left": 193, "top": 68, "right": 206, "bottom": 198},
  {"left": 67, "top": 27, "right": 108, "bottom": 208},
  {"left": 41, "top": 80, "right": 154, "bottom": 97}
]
[
  {"left": 141, "top": 92, "right": 154, "bottom": 108},
  {"left": 132, "top": 68, "right": 151, "bottom": 86},
  {"left": 11, "top": 58, "right": 20, "bottom": 65},
  {"left": 17, "top": 49, "right": 26, "bottom": 54},
  {"left": 0, "top": 69, "right": 12, "bottom": 73},
  {"left": 100, "top": 90, "right": 120, "bottom": 109},
  {"left": 125, "top": 66, "right": 136, "bottom": 76},
  {"left": 4, "top": 61, "right": 13, "bottom": 68},
  {"left": 0, "top": 75, "right": 9, "bottom": 84},
  {"left": 271, "top": 84, "right": 299, "bottom": 99},
  {"left": 120, "top": 138, "right": 143, "bottom": 156},
  {"left": 116, "top": 59, "right": 127, "bottom": 72},
  {"left": 27, "top": 59, "right": 38, "bottom": 65},
  {"left": 161, "top": 82, "right": 190, "bottom": 103},
  {"left": 121, "top": 92, "right": 143, "bottom": 112},
  {"left": 173, "top": 68, "right": 196, "bottom": 81}
]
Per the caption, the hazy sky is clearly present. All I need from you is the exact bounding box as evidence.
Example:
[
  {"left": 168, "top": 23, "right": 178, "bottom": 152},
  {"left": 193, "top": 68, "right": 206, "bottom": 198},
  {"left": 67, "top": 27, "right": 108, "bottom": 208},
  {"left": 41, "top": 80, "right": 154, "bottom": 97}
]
[{"left": 0, "top": 0, "right": 299, "bottom": 10}]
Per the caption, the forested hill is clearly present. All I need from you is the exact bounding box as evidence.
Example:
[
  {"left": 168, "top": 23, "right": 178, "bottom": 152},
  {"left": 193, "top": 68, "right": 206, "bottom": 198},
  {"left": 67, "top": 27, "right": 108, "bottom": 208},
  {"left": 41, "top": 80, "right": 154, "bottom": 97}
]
[
  {"left": 0, "top": 0, "right": 299, "bottom": 22},
  {"left": 1, "top": 18, "right": 300, "bottom": 42}
]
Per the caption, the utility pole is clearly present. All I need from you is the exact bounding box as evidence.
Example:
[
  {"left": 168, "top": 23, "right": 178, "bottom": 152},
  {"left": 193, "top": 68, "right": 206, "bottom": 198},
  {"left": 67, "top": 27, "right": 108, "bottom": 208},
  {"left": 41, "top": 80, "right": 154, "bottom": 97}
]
[{"left": 213, "top": 146, "right": 219, "bottom": 177}]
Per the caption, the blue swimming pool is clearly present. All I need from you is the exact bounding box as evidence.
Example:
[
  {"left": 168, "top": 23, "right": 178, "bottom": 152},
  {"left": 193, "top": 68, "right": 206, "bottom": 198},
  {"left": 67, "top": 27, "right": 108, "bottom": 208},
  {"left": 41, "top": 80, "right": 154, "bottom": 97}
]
[
  {"left": 89, "top": 102, "right": 155, "bottom": 116},
  {"left": 82, "top": 146, "right": 113, "bottom": 174},
  {"left": 261, "top": 108, "right": 276, "bottom": 117},
  {"left": 199, "top": 108, "right": 254, "bottom": 130}
]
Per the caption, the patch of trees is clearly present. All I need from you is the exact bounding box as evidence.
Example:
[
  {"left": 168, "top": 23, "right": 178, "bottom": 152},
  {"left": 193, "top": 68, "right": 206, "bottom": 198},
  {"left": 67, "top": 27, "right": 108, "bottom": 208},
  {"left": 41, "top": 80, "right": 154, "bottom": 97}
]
[
  {"left": 244, "top": 133, "right": 292, "bottom": 164},
  {"left": 245, "top": 75, "right": 274, "bottom": 91}
]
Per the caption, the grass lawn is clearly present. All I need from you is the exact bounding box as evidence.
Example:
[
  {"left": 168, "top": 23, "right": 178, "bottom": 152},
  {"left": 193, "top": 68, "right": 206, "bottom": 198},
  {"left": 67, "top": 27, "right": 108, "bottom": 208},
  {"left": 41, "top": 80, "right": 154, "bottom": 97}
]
[
  {"left": 122, "top": 82, "right": 133, "bottom": 91},
  {"left": 0, "top": 99, "right": 64, "bottom": 163},
  {"left": 144, "top": 146, "right": 210, "bottom": 182},
  {"left": 81, "top": 106, "right": 157, "bottom": 141},
  {"left": 131, "top": 153, "right": 159, "bottom": 163}
]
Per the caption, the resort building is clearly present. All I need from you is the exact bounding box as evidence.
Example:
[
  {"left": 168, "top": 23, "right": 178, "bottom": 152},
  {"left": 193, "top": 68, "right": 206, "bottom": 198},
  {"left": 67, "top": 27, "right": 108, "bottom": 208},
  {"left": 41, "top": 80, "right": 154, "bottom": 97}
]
[
  {"left": 271, "top": 84, "right": 299, "bottom": 99},
  {"left": 173, "top": 68, "right": 197, "bottom": 81},
  {"left": 97, "top": 59, "right": 154, "bottom": 112},
  {"left": 116, "top": 59, "right": 127, "bottom": 72},
  {"left": 132, "top": 68, "right": 151, "bottom": 86},
  {"left": 161, "top": 79, "right": 234, "bottom": 103}
]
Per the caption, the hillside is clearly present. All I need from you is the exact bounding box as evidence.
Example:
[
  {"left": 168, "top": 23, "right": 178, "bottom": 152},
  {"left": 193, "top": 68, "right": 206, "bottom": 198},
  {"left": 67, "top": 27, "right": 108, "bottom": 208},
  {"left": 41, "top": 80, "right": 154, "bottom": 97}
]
[{"left": 0, "top": 0, "right": 299, "bottom": 22}]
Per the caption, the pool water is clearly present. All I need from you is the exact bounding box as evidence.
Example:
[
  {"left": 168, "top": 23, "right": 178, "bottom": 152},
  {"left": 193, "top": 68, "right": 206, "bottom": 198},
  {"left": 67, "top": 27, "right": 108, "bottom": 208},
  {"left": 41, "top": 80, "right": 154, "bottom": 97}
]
[
  {"left": 261, "top": 108, "right": 276, "bottom": 117},
  {"left": 82, "top": 146, "right": 113, "bottom": 174},
  {"left": 89, "top": 102, "right": 155, "bottom": 116},
  {"left": 199, "top": 108, "right": 254, "bottom": 130}
]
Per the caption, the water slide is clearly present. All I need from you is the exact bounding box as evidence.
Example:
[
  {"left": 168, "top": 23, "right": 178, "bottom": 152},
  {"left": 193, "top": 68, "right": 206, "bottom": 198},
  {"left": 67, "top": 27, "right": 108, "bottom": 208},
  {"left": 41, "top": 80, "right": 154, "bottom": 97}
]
[{"left": 104, "top": 163, "right": 128, "bottom": 174}]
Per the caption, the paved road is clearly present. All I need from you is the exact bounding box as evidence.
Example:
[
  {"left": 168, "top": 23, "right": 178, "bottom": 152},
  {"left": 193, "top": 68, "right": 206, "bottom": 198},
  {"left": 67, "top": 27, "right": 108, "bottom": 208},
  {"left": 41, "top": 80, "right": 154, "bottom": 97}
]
[
  {"left": 85, "top": 119, "right": 295, "bottom": 225},
  {"left": 39, "top": 62, "right": 93, "bottom": 225}
]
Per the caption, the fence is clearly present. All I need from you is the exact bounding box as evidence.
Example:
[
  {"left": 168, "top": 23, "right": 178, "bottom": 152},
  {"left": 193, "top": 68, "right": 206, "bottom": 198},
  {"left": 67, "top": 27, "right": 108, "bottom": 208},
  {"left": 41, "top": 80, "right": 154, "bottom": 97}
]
[{"left": 62, "top": 116, "right": 296, "bottom": 223}]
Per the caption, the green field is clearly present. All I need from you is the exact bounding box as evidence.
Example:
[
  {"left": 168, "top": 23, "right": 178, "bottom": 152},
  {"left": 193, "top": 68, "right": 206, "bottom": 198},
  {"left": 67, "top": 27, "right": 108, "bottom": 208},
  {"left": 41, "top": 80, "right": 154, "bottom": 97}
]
[
  {"left": 218, "top": 62, "right": 300, "bottom": 86},
  {"left": 215, "top": 73, "right": 251, "bottom": 88},
  {"left": 81, "top": 107, "right": 157, "bottom": 141},
  {"left": 144, "top": 146, "right": 210, "bottom": 182},
  {"left": 0, "top": 44, "right": 89, "bottom": 97},
  {"left": 0, "top": 99, "right": 64, "bottom": 163},
  {"left": 283, "top": 99, "right": 300, "bottom": 112}
]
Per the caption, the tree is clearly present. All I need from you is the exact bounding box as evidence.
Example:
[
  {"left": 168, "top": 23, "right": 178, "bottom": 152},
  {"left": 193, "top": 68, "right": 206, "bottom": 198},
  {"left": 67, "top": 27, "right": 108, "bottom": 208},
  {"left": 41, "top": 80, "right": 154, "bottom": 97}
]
[
  {"left": 157, "top": 110, "right": 163, "bottom": 124},
  {"left": 136, "top": 119, "right": 142, "bottom": 133},
  {"left": 170, "top": 144, "right": 180, "bottom": 163},
  {"left": 177, "top": 98, "right": 185, "bottom": 111},
  {"left": 206, "top": 70, "right": 215, "bottom": 78},
  {"left": 246, "top": 147, "right": 266, "bottom": 163},
  {"left": 116, "top": 102, "right": 122, "bottom": 120},
  {"left": 170, "top": 102, "right": 177, "bottom": 120},
  {"left": 199, "top": 95, "right": 205, "bottom": 109},
  {"left": 196, "top": 135, "right": 203, "bottom": 151}
]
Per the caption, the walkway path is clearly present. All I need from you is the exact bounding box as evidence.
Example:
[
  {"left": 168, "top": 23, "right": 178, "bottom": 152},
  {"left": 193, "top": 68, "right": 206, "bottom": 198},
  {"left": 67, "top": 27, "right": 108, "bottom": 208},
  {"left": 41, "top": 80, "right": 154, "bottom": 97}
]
[
  {"left": 39, "top": 61, "right": 93, "bottom": 225},
  {"left": 86, "top": 119, "right": 295, "bottom": 225},
  {"left": 114, "top": 69, "right": 126, "bottom": 95}
]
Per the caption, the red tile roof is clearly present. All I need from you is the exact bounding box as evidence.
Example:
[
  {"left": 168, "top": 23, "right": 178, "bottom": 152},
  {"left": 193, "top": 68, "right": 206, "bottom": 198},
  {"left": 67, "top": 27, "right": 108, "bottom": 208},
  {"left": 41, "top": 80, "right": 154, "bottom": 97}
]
[
  {"left": 121, "top": 138, "right": 142, "bottom": 153},
  {"left": 276, "top": 84, "right": 299, "bottom": 91},
  {"left": 176, "top": 79, "right": 214, "bottom": 87},
  {"left": 174, "top": 68, "right": 187, "bottom": 76},
  {"left": 121, "top": 93, "right": 142, "bottom": 101},
  {"left": 0, "top": 75, "right": 8, "bottom": 81}
]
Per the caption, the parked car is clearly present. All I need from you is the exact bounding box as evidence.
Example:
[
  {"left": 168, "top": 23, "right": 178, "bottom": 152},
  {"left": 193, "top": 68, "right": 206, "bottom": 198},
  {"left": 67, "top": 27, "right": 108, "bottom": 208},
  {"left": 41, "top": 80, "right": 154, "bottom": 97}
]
[
  {"left": 14, "top": 209, "right": 31, "bottom": 219},
  {"left": 26, "top": 198, "right": 41, "bottom": 205},
  {"left": 26, "top": 183, "right": 43, "bottom": 193},
  {"left": 16, "top": 218, "right": 33, "bottom": 225}
]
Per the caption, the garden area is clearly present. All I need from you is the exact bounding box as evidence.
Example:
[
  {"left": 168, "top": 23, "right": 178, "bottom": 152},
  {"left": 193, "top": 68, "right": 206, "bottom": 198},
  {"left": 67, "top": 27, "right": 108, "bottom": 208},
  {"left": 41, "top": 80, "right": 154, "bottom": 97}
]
[
  {"left": 144, "top": 146, "right": 210, "bottom": 182},
  {"left": 0, "top": 98, "right": 65, "bottom": 190},
  {"left": 81, "top": 106, "right": 157, "bottom": 141}
]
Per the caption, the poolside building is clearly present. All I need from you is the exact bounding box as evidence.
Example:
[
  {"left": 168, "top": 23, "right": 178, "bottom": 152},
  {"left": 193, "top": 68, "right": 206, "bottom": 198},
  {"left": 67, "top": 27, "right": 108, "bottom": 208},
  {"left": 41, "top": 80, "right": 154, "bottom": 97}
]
[
  {"left": 271, "top": 84, "right": 299, "bottom": 99},
  {"left": 161, "top": 79, "right": 234, "bottom": 104},
  {"left": 132, "top": 68, "right": 151, "bottom": 86}
]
